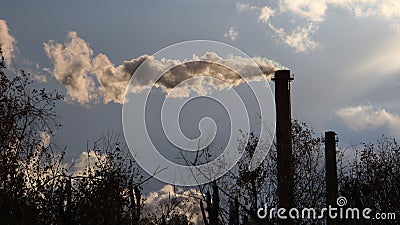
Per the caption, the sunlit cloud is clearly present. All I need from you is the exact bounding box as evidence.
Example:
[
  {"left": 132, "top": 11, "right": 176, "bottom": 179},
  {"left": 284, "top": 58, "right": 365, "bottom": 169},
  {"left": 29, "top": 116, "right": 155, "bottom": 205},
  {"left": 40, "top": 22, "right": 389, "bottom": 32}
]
[
  {"left": 336, "top": 104, "right": 400, "bottom": 138},
  {"left": 143, "top": 185, "right": 203, "bottom": 225},
  {"left": 346, "top": 35, "right": 400, "bottom": 78},
  {"left": 71, "top": 150, "right": 107, "bottom": 176},
  {"left": 0, "top": 19, "right": 17, "bottom": 66},
  {"left": 236, "top": 0, "right": 400, "bottom": 52},
  {"left": 39, "top": 131, "right": 51, "bottom": 149},
  {"left": 258, "top": 6, "right": 275, "bottom": 23},
  {"left": 237, "top": 2, "right": 318, "bottom": 52},
  {"left": 32, "top": 74, "right": 48, "bottom": 83},
  {"left": 268, "top": 22, "right": 319, "bottom": 52}
]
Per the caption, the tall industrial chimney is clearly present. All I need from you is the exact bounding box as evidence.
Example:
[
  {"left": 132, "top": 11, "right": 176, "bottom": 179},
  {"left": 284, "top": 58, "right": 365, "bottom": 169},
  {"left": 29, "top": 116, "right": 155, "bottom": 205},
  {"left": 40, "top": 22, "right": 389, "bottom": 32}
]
[
  {"left": 272, "top": 70, "right": 294, "bottom": 221},
  {"left": 325, "top": 131, "right": 338, "bottom": 225}
]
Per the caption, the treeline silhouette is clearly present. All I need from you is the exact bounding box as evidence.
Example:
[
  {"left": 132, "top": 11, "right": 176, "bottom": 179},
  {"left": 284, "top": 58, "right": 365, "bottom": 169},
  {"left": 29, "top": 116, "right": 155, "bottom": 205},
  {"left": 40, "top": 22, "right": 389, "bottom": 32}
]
[{"left": 1, "top": 45, "right": 399, "bottom": 225}]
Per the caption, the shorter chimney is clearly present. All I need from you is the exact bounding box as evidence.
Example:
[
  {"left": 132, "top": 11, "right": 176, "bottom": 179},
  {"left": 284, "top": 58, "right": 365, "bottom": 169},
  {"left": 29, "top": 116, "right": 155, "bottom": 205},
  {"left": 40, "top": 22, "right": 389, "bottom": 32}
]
[{"left": 325, "top": 131, "right": 338, "bottom": 225}]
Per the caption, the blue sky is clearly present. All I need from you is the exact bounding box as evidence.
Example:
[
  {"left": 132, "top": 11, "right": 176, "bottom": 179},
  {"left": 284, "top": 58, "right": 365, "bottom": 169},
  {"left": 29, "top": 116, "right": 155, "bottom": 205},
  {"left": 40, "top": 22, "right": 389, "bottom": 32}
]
[{"left": 1, "top": 0, "right": 400, "bottom": 170}]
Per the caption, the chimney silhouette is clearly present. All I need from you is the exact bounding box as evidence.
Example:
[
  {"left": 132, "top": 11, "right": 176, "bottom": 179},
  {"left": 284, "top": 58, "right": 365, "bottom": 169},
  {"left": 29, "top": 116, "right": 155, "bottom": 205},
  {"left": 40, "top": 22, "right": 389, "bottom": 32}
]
[
  {"left": 272, "top": 70, "right": 294, "bottom": 221},
  {"left": 325, "top": 131, "right": 338, "bottom": 225}
]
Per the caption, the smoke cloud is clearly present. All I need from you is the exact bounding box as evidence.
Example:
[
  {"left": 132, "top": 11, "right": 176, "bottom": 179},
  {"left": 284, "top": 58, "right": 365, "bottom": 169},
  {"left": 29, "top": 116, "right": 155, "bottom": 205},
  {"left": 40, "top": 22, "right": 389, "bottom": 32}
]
[
  {"left": 0, "top": 19, "right": 17, "bottom": 66},
  {"left": 44, "top": 32, "right": 98, "bottom": 104},
  {"left": 45, "top": 32, "right": 281, "bottom": 105}
]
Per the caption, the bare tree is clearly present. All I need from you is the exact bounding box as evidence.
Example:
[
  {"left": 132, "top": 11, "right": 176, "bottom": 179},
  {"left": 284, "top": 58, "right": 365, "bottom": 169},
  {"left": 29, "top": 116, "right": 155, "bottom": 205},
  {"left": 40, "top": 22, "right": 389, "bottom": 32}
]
[{"left": 0, "top": 44, "right": 64, "bottom": 225}]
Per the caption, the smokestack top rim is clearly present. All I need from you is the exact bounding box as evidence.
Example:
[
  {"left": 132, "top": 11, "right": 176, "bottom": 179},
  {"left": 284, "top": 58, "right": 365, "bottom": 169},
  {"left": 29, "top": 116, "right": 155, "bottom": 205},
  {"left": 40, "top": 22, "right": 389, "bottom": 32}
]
[
  {"left": 324, "top": 131, "right": 339, "bottom": 143},
  {"left": 272, "top": 69, "right": 294, "bottom": 81},
  {"left": 325, "top": 131, "right": 337, "bottom": 135}
]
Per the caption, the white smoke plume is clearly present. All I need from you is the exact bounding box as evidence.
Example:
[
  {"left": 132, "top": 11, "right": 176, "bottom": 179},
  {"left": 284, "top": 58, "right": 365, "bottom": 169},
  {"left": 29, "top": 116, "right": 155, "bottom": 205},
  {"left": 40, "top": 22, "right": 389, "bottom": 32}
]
[
  {"left": 0, "top": 19, "right": 17, "bottom": 66},
  {"left": 45, "top": 32, "right": 282, "bottom": 105}
]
